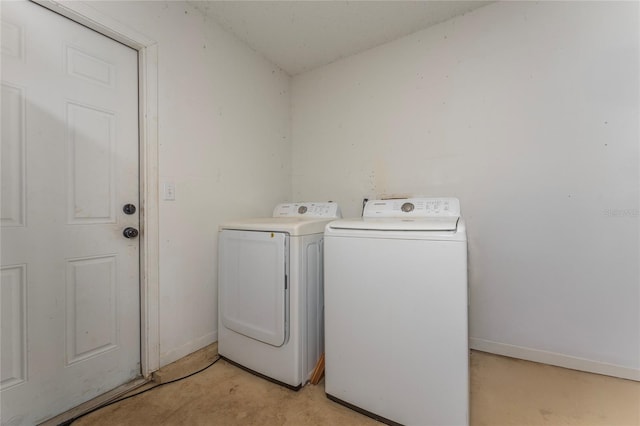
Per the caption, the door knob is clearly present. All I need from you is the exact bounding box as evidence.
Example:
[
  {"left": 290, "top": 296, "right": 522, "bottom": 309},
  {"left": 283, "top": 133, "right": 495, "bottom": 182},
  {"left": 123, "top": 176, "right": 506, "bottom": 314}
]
[
  {"left": 123, "top": 204, "right": 136, "bottom": 215},
  {"left": 123, "top": 227, "right": 139, "bottom": 239}
]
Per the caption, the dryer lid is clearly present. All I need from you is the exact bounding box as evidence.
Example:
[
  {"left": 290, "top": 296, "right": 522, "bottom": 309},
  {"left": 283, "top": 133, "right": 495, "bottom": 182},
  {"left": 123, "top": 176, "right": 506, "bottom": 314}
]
[
  {"left": 219, "top": 202, "right": 341, "bottom": 236},
  {"left": 220, "top": 217, "right": 337, "bottom": 235}
]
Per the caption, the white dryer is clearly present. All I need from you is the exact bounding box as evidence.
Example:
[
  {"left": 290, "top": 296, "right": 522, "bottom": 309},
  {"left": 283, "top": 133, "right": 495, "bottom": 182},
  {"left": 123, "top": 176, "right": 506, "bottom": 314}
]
[
  {"left": 324, "top": 198, "right": 468, "bottom": 425},
  {"left": 218, "top": 202, "right": 341, "bottom": 389}
]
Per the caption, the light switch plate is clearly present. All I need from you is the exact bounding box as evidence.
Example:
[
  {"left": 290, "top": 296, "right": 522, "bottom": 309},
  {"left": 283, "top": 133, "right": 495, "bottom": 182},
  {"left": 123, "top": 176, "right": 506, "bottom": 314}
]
[{"left": 163, "top": 182, "right": 176, "bottom": 201}]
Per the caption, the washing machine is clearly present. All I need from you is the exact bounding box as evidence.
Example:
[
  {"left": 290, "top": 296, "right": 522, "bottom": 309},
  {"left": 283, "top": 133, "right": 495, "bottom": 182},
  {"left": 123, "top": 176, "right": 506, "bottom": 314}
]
[
  {"left": 217, "top": 202, "right": 341, "bottom": 389},
  {"left": 324, "top": 198, "right": 468, "bottom": 425}
]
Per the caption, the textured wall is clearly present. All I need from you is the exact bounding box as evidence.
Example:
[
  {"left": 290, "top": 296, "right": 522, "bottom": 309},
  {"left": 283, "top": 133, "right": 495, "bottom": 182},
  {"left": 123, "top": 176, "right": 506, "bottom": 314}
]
[{"left": 292, "top": 1, "right": 639, "bottom": 378}]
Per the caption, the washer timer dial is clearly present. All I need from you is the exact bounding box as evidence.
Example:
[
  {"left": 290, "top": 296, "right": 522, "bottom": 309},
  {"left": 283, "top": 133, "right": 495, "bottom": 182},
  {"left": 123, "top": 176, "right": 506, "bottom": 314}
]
[{"left": 401, "top": 202, "right": 415, "bottom": 213}]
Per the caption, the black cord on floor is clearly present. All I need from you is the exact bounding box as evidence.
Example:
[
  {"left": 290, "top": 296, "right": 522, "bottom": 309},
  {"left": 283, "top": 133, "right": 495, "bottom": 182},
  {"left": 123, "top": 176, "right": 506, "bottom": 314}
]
[{"left": 59, "top": 356, "right": 222, "bottom": 426}]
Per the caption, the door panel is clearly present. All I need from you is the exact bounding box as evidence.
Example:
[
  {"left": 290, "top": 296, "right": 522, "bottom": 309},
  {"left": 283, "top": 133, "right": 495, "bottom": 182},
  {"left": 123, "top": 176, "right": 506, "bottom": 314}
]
[
  {"left": 0, "top": 265, "right": 27, "bottom": 390},
  {"left": 219, "top": 230, "right": 288, "bottom": 347},
  {"left": 0, "top": 1, "right": 140, "bottom": 424},
  {"left": 66, "top": 102, "right": 117, "bottom": 224},
  {"left": 65, "top": 254, "right": 118, "bottom": 365},
  {"left": 0, "top": 83, "right": 26, "bottom": 227}
]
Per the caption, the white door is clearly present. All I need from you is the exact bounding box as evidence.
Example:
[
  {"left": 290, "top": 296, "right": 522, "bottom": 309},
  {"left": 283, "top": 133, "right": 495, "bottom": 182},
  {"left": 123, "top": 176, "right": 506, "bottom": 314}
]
[
  {"left": 218, "top": 230, "right": 289, "bottom": 347},
  {"left": 1, "top": 1, "right": 140, "bottom": 424}
]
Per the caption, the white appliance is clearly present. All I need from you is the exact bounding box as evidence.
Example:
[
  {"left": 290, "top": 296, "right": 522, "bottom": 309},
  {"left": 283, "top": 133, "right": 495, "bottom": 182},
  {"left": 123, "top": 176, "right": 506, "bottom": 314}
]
[
  {"left": 218, "top": 202, "right": 341, "bottom": 389},
  {"left": 324, "top": 198, "right": 468, "bottom": 425}
]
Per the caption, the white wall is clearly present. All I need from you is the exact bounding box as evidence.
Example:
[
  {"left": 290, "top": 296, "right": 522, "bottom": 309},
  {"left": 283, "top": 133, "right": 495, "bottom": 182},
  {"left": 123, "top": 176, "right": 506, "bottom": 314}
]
[
  {"left": 89, "top": 1, "right": 291, "bottom": 366},
  {"left": 292, "top": 2, "right": 639, "bottom": 379}
]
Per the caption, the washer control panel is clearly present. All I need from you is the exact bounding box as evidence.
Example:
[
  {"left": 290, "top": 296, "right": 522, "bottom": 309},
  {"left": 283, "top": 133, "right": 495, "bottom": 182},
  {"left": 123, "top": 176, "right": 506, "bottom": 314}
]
[
  {"left": 273, "top": 202, "right": 341, "bottom": 218},
  {"left": 363, "top": 198, "right": 460, "bottom": 218}
]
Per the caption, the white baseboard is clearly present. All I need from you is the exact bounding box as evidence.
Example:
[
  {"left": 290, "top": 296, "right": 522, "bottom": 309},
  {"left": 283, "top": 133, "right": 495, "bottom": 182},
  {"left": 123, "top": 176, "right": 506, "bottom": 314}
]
[
  {"left": 160, "top": 331, "right": 218, "bottom": 367},
  {"left": 470, "top": 337, "right": 640, "bottom": 382}
]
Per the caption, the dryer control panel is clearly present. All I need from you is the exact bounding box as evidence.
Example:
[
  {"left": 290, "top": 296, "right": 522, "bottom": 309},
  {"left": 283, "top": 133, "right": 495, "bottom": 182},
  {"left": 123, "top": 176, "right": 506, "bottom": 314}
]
[
  {"left": 273, "top": 202, "right": 341, "bottom": 218},
  {"left": 363, "top": 198, "right": 460, "bottom": 218}
]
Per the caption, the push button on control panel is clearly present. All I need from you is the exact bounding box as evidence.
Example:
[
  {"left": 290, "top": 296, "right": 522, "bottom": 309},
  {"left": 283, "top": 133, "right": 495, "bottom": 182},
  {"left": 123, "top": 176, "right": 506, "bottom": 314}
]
[{"left": 298, "top": 206, "right": 308, "bottom": 214}]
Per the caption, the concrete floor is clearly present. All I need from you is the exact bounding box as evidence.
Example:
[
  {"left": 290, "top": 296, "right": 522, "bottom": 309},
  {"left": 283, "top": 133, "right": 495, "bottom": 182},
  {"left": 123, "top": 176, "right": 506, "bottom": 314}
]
[{"left": 73, "top": 345, "right": 640, "bottom": 426}]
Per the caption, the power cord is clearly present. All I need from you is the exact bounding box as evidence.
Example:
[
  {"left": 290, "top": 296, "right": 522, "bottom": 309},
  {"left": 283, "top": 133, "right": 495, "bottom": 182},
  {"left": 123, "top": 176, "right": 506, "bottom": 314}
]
[{"left": 59, "top": 355, "right": 222, "bottom": 425}]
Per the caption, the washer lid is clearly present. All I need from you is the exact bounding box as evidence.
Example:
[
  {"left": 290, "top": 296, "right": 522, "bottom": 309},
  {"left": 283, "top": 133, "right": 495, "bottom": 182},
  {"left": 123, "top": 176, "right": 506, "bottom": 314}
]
[{"left": 328, "top": 216, "right": 459, "bottom": 231}]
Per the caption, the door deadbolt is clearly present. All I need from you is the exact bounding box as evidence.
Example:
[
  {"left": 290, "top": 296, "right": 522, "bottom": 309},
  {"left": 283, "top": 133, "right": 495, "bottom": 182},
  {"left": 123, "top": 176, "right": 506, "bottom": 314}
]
[
  {"left": 123, "top": 227, "right": 139, "bottom": 239},
  {"left": 123, "top": 204, "right": 136, "bottom": 215}
]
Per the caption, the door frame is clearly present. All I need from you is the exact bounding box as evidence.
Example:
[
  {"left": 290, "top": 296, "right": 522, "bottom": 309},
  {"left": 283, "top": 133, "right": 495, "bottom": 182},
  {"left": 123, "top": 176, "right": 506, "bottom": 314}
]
[{"left": 33, "top": 0, "right": 161, "bottom": 377}]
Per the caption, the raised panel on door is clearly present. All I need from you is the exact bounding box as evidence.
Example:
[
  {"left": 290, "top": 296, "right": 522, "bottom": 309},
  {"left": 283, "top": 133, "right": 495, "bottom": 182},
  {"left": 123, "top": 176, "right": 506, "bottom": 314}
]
[
  {"left": 66, "top": 101, "right": 116, "bottom": 224},
  {"left": 219, "top": 230, "right": 288, "bottom": 347},
  {"left": 1, "top": 18, "right": 25, "bottom": 60},
  {"left": 1, "top": 83, "right": 26, "bottom": 227},
  {"left": 65, "top": 45, "right": 116, "bottom": 88},
  {"left": 66, "top": 255, "right": 118, "bottom": 365},
  {"left": 0, "top": 265, "right": 28, "bottom": 390}
]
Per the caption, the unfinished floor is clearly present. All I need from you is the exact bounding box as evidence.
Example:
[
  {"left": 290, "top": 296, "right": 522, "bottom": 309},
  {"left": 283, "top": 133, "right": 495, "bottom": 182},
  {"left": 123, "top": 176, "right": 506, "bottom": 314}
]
[{"left": 72, "top": 346, "right": 640, "bottom": 426}]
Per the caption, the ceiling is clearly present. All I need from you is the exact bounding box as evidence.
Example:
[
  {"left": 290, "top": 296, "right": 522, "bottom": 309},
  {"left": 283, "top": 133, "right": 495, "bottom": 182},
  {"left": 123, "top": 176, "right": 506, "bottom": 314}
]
[{"left": 188, "top": 1, "right": 493, "bottom": 76}]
